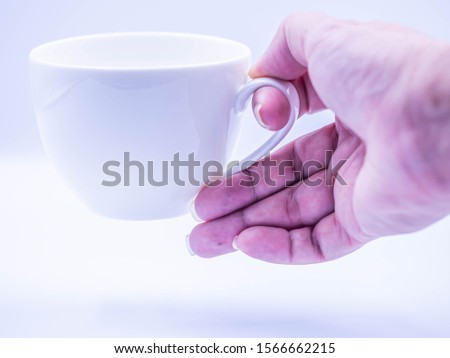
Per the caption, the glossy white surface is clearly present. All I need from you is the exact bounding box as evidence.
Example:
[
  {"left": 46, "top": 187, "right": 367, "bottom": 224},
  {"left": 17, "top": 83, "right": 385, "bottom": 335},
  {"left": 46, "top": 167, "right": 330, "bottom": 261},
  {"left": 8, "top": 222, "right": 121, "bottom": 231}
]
[
  {"left": 29, "top": 33, "right": 250, "bottom": 220},
  {"left": 29, "top": 33, "right": 299, "bottom": 220}
]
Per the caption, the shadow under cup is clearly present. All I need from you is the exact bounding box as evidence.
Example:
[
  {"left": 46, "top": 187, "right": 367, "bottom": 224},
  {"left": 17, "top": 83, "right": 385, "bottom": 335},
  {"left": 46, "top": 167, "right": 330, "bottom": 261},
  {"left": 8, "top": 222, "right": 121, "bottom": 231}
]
[{"left": 29, "top": 32, "right": 252, "bottom": 220}]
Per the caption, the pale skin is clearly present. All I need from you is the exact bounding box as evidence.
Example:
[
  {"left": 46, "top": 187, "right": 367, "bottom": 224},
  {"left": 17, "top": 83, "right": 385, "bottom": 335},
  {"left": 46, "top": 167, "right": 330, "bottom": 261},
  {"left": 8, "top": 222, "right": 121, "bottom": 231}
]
[{"left": 187, "top": 13, "right": 450, "bottom": 264}]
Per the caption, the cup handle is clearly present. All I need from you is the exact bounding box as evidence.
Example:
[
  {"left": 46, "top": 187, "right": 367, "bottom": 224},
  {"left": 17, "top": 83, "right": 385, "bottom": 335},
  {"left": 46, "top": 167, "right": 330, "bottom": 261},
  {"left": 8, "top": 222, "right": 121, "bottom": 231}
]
[{"left": 228, "top": 77, "right": 300, "bottom": 176}]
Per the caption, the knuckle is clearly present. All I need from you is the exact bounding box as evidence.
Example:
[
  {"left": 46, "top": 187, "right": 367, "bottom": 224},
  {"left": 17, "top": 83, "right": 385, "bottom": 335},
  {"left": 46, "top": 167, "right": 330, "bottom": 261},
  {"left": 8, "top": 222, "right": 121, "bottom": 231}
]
[{"left": 304, "top": 18, "right": 350, "bottom": 60}]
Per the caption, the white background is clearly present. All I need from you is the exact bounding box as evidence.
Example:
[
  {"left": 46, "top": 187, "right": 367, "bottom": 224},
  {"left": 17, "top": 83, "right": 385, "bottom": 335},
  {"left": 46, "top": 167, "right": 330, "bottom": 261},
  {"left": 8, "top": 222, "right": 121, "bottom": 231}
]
[{"left": 1, "top": 0, "right": 450, "bottom": 337}]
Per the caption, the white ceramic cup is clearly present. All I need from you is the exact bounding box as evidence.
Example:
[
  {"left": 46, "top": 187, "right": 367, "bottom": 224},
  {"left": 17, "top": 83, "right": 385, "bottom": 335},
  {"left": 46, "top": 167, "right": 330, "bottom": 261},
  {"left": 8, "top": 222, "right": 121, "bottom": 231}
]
[{"left": 29, "top": 33, "right": 300, "bottom": 220}]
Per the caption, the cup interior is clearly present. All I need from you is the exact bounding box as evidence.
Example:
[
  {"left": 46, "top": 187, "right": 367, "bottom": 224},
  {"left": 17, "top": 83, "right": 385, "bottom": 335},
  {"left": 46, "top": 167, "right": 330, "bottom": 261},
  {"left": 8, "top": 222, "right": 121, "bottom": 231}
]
[{"left": 29, "top": 32, "right": 250, "bottom": 69}]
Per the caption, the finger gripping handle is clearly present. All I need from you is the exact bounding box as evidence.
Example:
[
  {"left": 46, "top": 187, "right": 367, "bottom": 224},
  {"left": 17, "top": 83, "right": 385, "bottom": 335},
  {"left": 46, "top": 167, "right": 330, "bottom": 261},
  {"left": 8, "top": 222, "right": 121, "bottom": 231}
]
[{"left": 229, "top": 77, "right": 300, "bottom": 176}]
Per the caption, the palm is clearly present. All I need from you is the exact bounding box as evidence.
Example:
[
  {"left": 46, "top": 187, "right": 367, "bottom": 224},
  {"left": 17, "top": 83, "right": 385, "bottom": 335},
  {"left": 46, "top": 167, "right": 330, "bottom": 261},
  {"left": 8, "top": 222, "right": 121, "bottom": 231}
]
[{"left": 188, "top": 120, "right": 367, "bottom": 264}]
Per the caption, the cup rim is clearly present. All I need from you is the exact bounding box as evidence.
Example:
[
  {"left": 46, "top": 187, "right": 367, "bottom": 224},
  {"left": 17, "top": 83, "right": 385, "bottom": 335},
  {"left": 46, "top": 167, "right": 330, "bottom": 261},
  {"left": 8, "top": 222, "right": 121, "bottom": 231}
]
[{"left": 29, "top": 32, "right": 251, "bottom": 71}]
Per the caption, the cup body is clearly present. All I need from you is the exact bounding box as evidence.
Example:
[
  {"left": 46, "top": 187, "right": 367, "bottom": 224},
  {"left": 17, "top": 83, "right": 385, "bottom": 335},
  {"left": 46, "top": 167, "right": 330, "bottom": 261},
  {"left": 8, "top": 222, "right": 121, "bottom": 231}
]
[{"left": 29, "top": 33, "right": 250, "bottom": 219}]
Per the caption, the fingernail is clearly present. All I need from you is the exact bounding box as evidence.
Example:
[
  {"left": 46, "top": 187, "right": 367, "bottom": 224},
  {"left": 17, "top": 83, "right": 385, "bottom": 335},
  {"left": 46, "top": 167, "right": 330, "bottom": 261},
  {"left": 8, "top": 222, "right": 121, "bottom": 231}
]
[
  {"left": 232, "top": 236, "right": 239, "bottom": 251},
  {"left": 185, "top": 234, "right": 195, "bottom": 256},
  {"left": 254, "top": 103, "right": 268, "bottom": 129},
  {"left": 248, "top": 64, "right": 258, "bottom": 78},
  {"left": 190, "top": 200, "right": 202, "bottom": 222}
]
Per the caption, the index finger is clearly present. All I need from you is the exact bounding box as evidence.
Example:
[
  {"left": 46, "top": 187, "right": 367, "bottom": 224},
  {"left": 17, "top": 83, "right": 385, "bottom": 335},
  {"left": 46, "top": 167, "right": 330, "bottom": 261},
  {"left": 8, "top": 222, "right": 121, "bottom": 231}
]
[
  {"left": 249, "top": 12, "right": 334, "bottom": 79},
  {"left": 249, "top": 13, "right": 332, "bottom": 129}
]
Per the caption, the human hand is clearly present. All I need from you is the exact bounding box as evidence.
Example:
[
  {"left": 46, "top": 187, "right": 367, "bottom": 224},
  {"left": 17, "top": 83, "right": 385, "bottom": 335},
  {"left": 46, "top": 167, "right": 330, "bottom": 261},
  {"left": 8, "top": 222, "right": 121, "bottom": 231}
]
[{"left": 187, "top": 13, "right": 450, "bottom": 264}]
